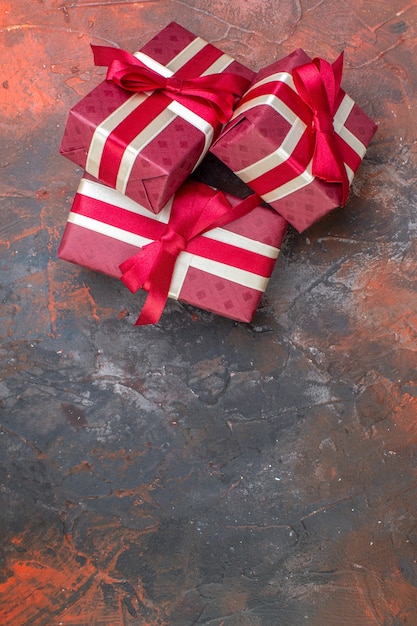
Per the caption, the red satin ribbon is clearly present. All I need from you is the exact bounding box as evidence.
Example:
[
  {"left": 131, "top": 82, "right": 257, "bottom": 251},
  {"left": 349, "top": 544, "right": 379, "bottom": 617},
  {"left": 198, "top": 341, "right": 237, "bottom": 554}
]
[
  {"left": 91, "top": 45, "right": 251, "bottom": 125},
  {"left": 292, "top": 52, "right": 350, "bottom": 205},
  {"left": 119, "top": 182, "right": 262, "bottom": 325}
]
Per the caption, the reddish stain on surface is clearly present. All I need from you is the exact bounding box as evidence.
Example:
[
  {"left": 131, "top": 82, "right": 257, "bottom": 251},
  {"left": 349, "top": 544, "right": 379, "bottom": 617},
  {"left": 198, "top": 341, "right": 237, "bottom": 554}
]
[
  {"left": 0, "top": 520, "right": 169, "bottom": 625},
  {"left": 0, "top": 531, "right": 97, "bottom": 626},
  {"left": 358, "top": 258, "right": 416, "bottom": 364},
  {"left": 313, "top": 529, "right": 417, "bottom": 624},
  {"left": 45, "top": 267, "right": 114, "bottom": 335},
  {"left": 61, "top": 402, "right": 88, "bottom": 429}
]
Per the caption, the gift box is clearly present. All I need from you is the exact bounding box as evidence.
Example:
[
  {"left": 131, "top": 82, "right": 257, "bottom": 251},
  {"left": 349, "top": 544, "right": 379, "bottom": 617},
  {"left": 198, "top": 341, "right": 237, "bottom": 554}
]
[
  {"left": 211, "top": 49, "right": 378, "bottom": 232},
  {"left": 57, "top": 176, "right": 287, "bottom": 324},
  {"left": 59, "top": 22, "right": 255, "bottom": 214}
]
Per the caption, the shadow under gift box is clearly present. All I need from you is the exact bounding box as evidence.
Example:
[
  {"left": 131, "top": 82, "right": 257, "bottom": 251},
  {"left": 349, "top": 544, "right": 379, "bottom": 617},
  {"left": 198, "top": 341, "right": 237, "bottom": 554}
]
[
  {"left": 211, "top": 48, "right": 378, "bottom": 232},
  {"left": 59, "top": 21, "right": 255, "bottom": 214},
  {"left": 57, "top": 176, "right": 288, "bottom": 324}
]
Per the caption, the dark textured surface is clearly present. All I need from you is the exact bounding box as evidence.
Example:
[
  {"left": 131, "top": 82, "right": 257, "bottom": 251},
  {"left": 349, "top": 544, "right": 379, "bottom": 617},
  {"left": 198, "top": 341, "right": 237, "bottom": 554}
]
[{"left": 1, "top": 1, "right": 417, "bottom": 624}]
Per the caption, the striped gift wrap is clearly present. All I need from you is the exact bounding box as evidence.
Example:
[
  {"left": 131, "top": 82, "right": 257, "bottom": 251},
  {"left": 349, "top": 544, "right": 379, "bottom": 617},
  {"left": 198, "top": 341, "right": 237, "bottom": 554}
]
[{"left": 58, "top": 177, "right": 288, "bottom": 324}]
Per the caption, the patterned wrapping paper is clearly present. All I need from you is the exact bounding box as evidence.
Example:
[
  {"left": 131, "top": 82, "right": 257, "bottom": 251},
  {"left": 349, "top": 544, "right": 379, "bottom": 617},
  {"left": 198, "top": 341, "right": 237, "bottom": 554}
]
[
  {"left": 59, "top": 22, "right": 255, "bottom": 214},
  {"left": 211, "top": 48, "right": 378, "bottom": 232},
  {"left": 57, "top": 176, "right": 288, "bottom": 324}
]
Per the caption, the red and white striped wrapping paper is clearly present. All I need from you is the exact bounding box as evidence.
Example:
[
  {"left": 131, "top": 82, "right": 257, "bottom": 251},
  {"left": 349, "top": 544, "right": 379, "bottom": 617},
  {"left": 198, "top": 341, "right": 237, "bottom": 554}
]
[
  {"left": 211, "top": 48, "right": 378, "bottom": 232},
  {"left": 58, "top": 177, "right": 288, "bottom": 323},
  {"left": 59, "top": 22, "right": 255, "bottom": 214}
]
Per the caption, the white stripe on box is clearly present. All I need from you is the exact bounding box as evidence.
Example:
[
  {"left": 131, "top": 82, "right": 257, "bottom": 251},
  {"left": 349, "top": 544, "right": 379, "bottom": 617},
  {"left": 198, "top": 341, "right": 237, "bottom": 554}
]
[
  {"left": 114, "top": 100, "right": 213, "bottom": 194},
  {"left": 333, "top": 94, "right": 354, "bottom": 131},
  {"left": 232, "top": 93, "right": 299, "bottom": 126},
  {"left": 132, "top": 37, "right": 208, "bottom": 76},
  {"left": 261, "top": 161, "right": 314, "bottom": 203},
  {"left": 170, "top": 253, "right": 270, "bottom": 299},
  {"left": 123, "top": 51, "right": 234, "bottom": 177},
  {"left": 133, "top": 51, "right": 174, "bottom": 77},
  {"left": 164, "top": 36, "right": 209, "bottom": 73},
  {"left": 233, "top": 93, "right": 364, "bottom": 201},
  {"left": 67, "top": 212, "right": 153, "bottom": 249},
  {"left": 86, "top": 92, "right": 148, "bottom": 179},
  {"left": 203, "top": 227, "right": 279, "bottom": 258},
  {"left": 200, "top": 54, "right": 234, "bottom": 75},
  {"left": 132, "top": 40, "right": 234, "bottom": 78},
  {"left": 77, "top": 178, "right": 173, "bottom": 222},
  {"left": 133, "top": 51, "right": 234, "bottom": 80},
  {"left": 171, "top": 52, "right": 235, "bottom": 172},
  {"left": 77, "top": 178, "right": 279, "bottom": 257},
  {"left": 235, "top": 116, "right": 307, "bottom": 181},
  {"left": 234, "top": 71, "right": 296, "bottom": 106},
  {"left": 86, "top": 36, "right": 219, "bottom": 191},
  {"left": 166, "top": 100, "right": 214, "bottom": 170},
  {"left": 115, "top": 108, "right": 177, "bottom": 194},
  {"left": 335, "top": 95, "right": 367, "bottom": 157},
  {"left": 66, "top": 211, "right": 271, "bottom": 299}
]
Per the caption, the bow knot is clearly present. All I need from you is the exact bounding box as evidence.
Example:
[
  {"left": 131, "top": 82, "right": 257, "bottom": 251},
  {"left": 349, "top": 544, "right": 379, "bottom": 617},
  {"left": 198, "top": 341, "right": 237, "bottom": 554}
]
[
  {"left": 292, "top": 52, "right": 349, "bottom": 205},
  {"left": 91, "top": 45, "right": 251, "bottom": 125},
  {"left": 312, "top": 109, "right": 335, "bottom": 136},
  {"left": 165, "top": 76, "right": 184, "bottom": 94},
  {"left": 118, "top": 182, "right": 262, "bottom": 325},
  {"left": 159, "top": 227, "right": 187, "bottom": 257}
]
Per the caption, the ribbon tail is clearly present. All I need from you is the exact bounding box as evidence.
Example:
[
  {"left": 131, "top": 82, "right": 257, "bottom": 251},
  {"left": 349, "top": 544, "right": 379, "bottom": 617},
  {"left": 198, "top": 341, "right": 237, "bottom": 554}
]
[
  {"left": 91, "top": 44, "right": 140, "bottom": 69},
  {"left": 134, "top": 251, "right": 177, "bottom": 326},
  {"left": 312, "top": 134, "right": 341, "bottom": 182},
  {"left": 188, "top": 191, "right": 263, "bottom": 240},
  {"left": 120, "top": 183, "right": 264, "bottom": 326},
  {"left": 312, "top": 134, "right": 350, "bottom": 205},
  {"left": 119, "top": 244, "right": 160, "bottom": 293},
  {"left": 216, "top": 192, "right": 263, "bottom": 226},
  {"left": 119, "top": 257, "right": 147, "bottom": 293}
]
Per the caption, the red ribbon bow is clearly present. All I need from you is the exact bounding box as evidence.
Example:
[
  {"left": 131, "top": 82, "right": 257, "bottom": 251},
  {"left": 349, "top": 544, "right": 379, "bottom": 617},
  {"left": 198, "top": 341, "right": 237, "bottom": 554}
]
[
  {"left": 91, "top": 45, "right": 251, "bottom": 125},
  {"left": 119, "top": 182, "right": 262, "bottom": 325},
  {"left": 292, "top": 53, "right": 349, "bottom": 205}
]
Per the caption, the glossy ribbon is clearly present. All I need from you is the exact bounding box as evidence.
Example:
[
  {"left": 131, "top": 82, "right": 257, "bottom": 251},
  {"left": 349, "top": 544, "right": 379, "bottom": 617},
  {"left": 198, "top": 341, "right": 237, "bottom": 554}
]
[
  {"left": 292, "top": 52, "right": 349, "bottom": 205},
  {"left": 92, "top": 45, "right": 251, "bottom": 125},
  {"left": 119, "top": 182, "right": 262, "bottom": 325}
]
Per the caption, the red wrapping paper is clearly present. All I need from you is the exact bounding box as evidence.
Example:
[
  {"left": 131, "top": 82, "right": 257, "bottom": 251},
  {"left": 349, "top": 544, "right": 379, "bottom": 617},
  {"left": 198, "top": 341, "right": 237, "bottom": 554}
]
[
  {"left": 211, "top": 48, "right": 378, "bottom": 232},
  {"left": 59, "top": 22, "right": 255, "bottom": 214},
  {"left": 57, "top": 176, "right": 287, "bottom": 324}
]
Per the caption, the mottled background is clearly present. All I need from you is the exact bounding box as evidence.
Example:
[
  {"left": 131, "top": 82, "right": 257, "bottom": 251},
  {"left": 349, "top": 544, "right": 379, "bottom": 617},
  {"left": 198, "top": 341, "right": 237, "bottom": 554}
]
[{"left": 1, "top": 1, "right": 417, "bottom": 624}]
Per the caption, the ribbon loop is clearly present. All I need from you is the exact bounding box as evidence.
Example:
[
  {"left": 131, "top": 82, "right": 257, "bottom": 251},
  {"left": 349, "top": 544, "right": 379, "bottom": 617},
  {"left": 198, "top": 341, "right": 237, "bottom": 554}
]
[
  {"left": 91, "top": 44, "right": 251, "bottom": 125},
  {"left": 292, "top": 52, "right": 350, "bottom": 205},
  {"left": 118, "top": 182, "right": 262, "bottom": 325}
]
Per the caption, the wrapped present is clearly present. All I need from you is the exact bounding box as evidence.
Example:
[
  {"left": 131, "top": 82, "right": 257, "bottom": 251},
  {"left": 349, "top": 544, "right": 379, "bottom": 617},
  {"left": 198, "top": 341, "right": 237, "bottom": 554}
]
[
  {"left": 59, "top": 22, "right": 255, "bottom": 214},
  {"left": 211, "top": 49, "right": 378, "bottom": 232},
  {"left": 57, "top": 176, "right": 287, "bottom": 324}
]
